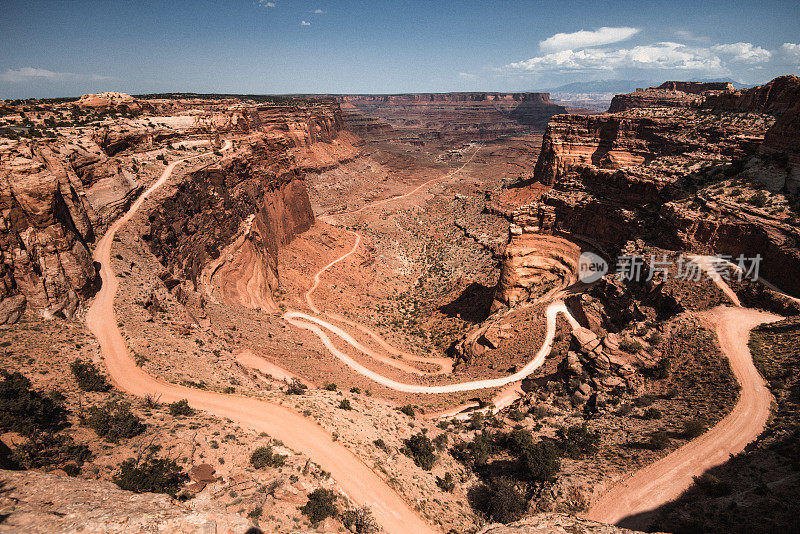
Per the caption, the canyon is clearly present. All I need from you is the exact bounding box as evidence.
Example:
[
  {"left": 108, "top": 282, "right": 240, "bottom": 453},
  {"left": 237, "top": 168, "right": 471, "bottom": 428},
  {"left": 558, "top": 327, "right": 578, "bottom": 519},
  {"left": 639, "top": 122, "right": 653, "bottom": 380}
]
[{"left": 1, "top": 75, "right": 799, "bottom": 534}]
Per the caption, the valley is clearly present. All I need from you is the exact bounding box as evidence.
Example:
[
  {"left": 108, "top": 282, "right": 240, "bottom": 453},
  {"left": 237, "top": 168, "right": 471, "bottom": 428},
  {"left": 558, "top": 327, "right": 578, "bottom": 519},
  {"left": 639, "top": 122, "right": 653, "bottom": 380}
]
[{"left": 2, "top": 76, "right": 800, "bottom": 534}]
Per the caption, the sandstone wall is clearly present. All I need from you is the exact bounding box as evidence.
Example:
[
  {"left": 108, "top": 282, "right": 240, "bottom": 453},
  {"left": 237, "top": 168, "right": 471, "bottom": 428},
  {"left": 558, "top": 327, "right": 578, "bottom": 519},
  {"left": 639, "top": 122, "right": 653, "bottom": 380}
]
[
  {"left": 0, "top": 136, "right": 152, "bottom": 322},
  {"left": 147, "top": 133, "right": 314, "bottom": 312}
]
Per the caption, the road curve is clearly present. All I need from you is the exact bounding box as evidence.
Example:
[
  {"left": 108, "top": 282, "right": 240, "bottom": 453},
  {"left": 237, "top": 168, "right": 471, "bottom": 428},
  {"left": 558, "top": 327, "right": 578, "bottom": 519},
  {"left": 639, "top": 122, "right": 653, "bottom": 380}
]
[
  {"left": 584, "top": 305, "right": 779, "bottom": 527},
  {"left": 85, "top": 142, "right": 438, "bottom": 534},
  {"left": 284, "top": 302, "right": 579, "bottom": 393}
]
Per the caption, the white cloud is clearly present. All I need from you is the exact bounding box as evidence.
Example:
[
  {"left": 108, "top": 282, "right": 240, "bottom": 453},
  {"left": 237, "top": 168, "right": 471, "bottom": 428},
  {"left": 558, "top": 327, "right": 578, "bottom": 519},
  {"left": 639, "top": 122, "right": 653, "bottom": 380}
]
[
  {"left": 508, "top": 42, "right": 723, "bottom": 73},
  {"left": 314, "top": 9, "right": 324, "bottom": 14},
  {"left": 539, "top": 27, "right": 640, "bottom": 53},
  {"left": 259, "top": 1, "right": 276, "bottom": 7},
  {"left": 711, "top": 42, "right": 771, "bottom": 63},
  {"left": 0, "top": 67, "right": 111, "bottom": 83},
  {"left": 782, "top": 42, "right": 800, "bottom": 57},
  {"left": 300, "top": 20, "right": 311, "bottom": 26},
  {"left": 458, "top": 72, "right": 476, "bottom": 80},
  {"left": 673, "top": 29, "right": 709, "bottom": 43}
]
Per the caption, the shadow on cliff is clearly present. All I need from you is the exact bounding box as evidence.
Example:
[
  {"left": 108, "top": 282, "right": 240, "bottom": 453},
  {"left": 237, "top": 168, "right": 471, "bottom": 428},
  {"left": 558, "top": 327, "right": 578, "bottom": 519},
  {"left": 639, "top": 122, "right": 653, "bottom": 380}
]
[{"left": 438, "top": 282, "right": 494, "bottom": 323}]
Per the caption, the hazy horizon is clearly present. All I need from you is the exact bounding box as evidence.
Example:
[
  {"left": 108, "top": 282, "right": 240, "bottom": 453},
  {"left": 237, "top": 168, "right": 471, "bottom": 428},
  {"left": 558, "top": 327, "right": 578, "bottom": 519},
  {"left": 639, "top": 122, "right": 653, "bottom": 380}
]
[{"left": 2, "top": 0, "right": 799, "bottom": 99}]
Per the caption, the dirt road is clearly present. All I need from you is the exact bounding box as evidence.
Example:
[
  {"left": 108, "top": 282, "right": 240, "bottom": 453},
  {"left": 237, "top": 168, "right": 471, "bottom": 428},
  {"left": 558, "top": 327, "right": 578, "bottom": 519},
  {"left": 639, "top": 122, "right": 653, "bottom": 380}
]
[
  {"left": 584, "top": 305, "right": 779, "bottom": 527},
  {"left": 85, "top": 143, "right": 438, "bottom": 534}
]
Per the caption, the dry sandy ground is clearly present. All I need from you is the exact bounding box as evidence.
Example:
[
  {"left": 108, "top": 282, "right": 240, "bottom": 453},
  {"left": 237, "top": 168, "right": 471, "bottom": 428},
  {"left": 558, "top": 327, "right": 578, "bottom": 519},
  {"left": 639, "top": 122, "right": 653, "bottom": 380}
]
[
  {"left": 85, "top": 142, "right": 437, "bottom": 534},
  {"left": 584, "top": 259, "right": 781, "bottom": 527}
]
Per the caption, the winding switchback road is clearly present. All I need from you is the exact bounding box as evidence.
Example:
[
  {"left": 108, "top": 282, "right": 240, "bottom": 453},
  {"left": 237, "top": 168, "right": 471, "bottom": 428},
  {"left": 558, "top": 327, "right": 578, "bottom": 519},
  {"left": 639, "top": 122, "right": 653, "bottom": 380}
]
[
  {"left": 585, "top": 260, "right": 780, "bottom": 527},
  {"left": 85, "top": 141, "right": 437, "bottom": 534}
]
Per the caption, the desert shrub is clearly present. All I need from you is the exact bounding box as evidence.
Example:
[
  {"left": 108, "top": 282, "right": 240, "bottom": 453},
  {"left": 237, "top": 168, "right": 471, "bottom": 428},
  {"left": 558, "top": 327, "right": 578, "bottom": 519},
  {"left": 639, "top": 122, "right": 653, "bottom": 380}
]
[
  {"left": 340, "top": 506, "right": 378, "bottom": 533},
  {"left": 373, "top": 438, "right": 388, "bottom": 451},
  {"left": 451, "top": 430, "right": 495, "bottom": 468},
  {"left": 113, "top": 454, "right": 188, "bottom": 496},
  {"left": 0, "top": 370, "right": 68, "bottom": 435},
  {"left": 508, "top": 409, "right": 526, "bottom": 422},
  {"left": 468, "top": 411, "right": 485, "bottom": 430},
  {"left": 693, "top": 473, "right": 733, "bottom": 497},
  {"left": 399, "top": 404, "right": 415, "bottom": 417},
  {"left": 85, "top": 402, "right": 146, "bottom": 442},
  {"left": 286, "top": 379, "right": 307, "bottom": 395},
  {"left": 653, "top": 357, "right": 671, "bottom": 379},
  {"left": 247, "top": 507, "right": 262, "bottom": 520},
  {"left": 511, "top": 432, "right": 561, "bottom": 483},
  {"left": 338, "top": 399, "right": 352, "bottom": 410},
  {"left": 556, "top": 424, "right": 600, "bottom": 459},
  {"left": 168, "top": 399, "right": 194, "bottom": 416},
  {"left": 300, "top": 488, "right": 338, "bottom": 524},
  {"left": 642, "top": 407, "right": 663, "bottom": 420},
  {"left": 436, "top": 472, "right": 455, "bottom": 492},
  {"left": 70, "top": 359, "right": 110, "bottom": 392},
  {"left": 250, "top": 445, "right": 286, "bottom": 469},
  {"left": 402, "top": 432, "right": 437, "bottom": 470},
  {"left": 619, "top": 340, "right": 643, "bottom": 354},
  {"left": 749, "top": 191, "right": 768, "bottom": 208},
  {"left": 648, "top": 431, "right": 671, "bottom": 450},
  {"left": 683, "top": 418, "right": 706, "bottom": 438},
  {"left": 468, "top": 477, "right": 527, "bottom": 524},
  {"left": 433, "top": 433, "right": 449, "bottom": 451},
  {"left": 323, "top": 382, "right": 337, "bottom": 391},
  {"left": 12, "top": 431, "right": 91, "bottom": 469}
]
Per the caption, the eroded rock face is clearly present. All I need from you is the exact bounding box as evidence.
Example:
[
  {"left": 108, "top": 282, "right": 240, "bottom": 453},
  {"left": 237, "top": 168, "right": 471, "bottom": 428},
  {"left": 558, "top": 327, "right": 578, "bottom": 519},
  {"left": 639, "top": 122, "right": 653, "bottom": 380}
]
[
  {"left": 495, "top": 76, "right": 800, "bottom": 307},
  {"left": 608, "top": 81, "right": 735, "bottom": 113},
  {"left": 339, "top": 92, "right": 566, "bottom": 144},
  {"left": 0, "top": 142, "right": 103, "bottom": 320},
  {"left": 148, "top": 133, "right": 314, "bottom": 312},
  {"left": 492, "top": 233, "right": 581, "bottom": 311}
]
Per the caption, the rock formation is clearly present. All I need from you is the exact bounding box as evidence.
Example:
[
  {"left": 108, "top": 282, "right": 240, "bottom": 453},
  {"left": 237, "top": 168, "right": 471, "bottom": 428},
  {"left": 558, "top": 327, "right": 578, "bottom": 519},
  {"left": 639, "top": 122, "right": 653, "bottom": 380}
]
[
  {"left": 608, "top": 81, "right": 735, "bottom": 112},
  {"left": 492, "top": 75, "right": 800, "bottom": 310},
  {"left": 339, "top": 92, "right": 566, "bottom": 144}
]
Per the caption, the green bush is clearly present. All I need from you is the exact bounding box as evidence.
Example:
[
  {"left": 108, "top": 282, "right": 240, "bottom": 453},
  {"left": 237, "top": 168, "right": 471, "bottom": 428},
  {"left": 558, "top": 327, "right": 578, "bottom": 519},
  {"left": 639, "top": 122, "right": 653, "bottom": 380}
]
[
  {"left": 340, "top": 506, "right": 378, "bottom": 533},
  {"left": 648, "top": 431, "right": 671, "bottom": 450},
  {"left": 112, "top": 455, "right": 188, "bottom": 496},
  {"left": 338, "top": 399, "right": 352, "bottom": 410},
  {"left": 468, "top": 477, "right": 527, "bottom": 524},
  {"left": 399, "top": 404, "right": 415, "bottom": 417},
  {"left": 0, "top": 370, "right": 68, "bottom": 435},
  {"left": 250, "top": 445, "right": 286, "bottom": 469},
  {"left": 748, "top": 191, "right": 768, "bottom": 208},
  {"left": 451, "top": 430, "right": 495, "bottom": 468},
  {"left": 402, "top": 432, "right": 437, "bottom": 471},
  {"left": 300, "top": 488, "right": 338, "bottom": 524},
  {"left": 12, "top": 431, "right": 91, "bottom": 469},
  {"left": 436, "top": 472, "right": 455, "bottom": 492},
  {"left": 373, "top": 438, "right": 389, "bottom": 451},
  {"left": 323, "top": 382, "right": 337, "bottom": 391},
  {"left": 642, "top": 407, "right": 663, "bottom": 420},
  {"left": 70, "top": 359, "right": 111, "bottom": 392},
  {"left": 514, "top": 434, "right": 561, "bottom": 483},
  {"left": 683, "top": 418, "right": 706, "bottom": 438},
  {"left": 85, "top": 402, "right": 146, "bottom": 443},
  {"left": 556, "top": 424, "right": 600, "bottom": 459},
  {"left": 168, "top": 399, "right": 194, "bottom": 416}
]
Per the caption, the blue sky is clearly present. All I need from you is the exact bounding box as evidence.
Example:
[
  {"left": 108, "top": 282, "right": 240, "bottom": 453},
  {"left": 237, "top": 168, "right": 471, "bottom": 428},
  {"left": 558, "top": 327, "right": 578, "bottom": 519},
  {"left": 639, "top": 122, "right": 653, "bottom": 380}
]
[{"left": 1, "top": 0, "right": 798, "bottom": 98}]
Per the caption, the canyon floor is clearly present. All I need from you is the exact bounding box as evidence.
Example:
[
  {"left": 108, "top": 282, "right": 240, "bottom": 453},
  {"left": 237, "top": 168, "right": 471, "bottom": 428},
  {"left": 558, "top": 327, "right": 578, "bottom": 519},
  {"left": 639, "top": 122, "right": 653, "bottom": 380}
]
[{"left": 2, "top": 81, "right": 800, "bottom": 533}]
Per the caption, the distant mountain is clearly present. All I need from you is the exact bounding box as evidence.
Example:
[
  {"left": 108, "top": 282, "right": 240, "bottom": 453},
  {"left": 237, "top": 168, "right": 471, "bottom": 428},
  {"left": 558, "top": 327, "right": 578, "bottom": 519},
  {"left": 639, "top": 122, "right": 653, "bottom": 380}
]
[
  {"left": 545, "top": 80, "right": 656, "bottom": 94},
  {"left": 545, "top": 78, "right": 751, "bottom": 94}
]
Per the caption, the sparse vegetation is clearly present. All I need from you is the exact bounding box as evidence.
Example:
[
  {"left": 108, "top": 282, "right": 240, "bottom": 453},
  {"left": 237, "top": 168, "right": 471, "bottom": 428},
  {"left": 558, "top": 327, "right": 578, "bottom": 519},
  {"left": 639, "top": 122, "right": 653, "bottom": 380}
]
[
  {"left": 70, "top": 359, "right": 111, "bottom": 392},
  {"left": 250, "top": 445, "right": 286, "bottom": 469},
  {"left": 402, "top": 432, "right": 437, "bottom": 470},
  {"left": 85, "top": 402, "right": 146, "bottom": 442},
  {"left": 300, "top": 488, "right": 338, "bottom": 524},
  {"left": 0, "top": 370, "right": 68, "bottom": 435},
  {"left": 168, "top": 399, "right": 194, "bottom": 416},
  {"left": 112, "top": 454, "right": 188, "bottom": 497}
]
